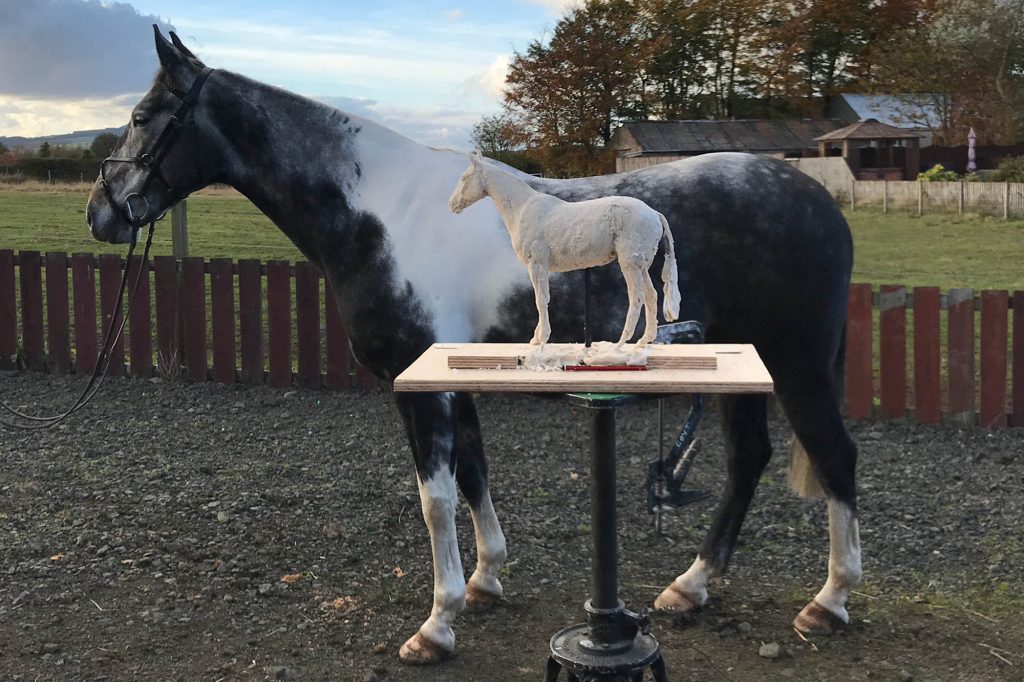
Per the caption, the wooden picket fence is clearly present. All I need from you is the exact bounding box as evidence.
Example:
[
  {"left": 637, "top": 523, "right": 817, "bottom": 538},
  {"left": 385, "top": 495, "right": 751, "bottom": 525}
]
[{"left": 0, "top": 250, "right": 1021, "bottom": 427}]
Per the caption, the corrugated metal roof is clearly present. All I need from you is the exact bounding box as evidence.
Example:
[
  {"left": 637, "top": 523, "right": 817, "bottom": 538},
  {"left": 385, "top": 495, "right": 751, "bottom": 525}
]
[
  {"left": 814, "top": 118, "right": 923, "bottom": 141},
  {"left": 618, "top": 119, "right": 844, "bottom": 154},
  {"left": 836, "top": 94, "right": 941, "bottom": 129}
]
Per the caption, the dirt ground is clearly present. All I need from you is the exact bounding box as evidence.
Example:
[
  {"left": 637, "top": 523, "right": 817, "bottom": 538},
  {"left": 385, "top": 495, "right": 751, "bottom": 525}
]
[{"left": 1, "top": 374, "right": 1022, "bottom": 681}]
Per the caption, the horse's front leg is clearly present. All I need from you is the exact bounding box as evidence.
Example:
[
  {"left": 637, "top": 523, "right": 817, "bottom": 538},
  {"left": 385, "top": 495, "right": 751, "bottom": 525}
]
[
  {"left": 527, "top": 259, "right": 552, "bottom": 345},
  {"left": 395, "top": 392, "right": 466, "bottom": 665},
  {"left": 452, "top": 393, "right": 507, "bottom": 610}
]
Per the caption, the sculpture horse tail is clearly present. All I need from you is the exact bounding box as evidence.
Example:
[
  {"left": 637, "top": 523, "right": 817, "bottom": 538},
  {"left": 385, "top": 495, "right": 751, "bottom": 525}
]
[{"left": 658, "top": 212, "right": 681, "bottom": 321}]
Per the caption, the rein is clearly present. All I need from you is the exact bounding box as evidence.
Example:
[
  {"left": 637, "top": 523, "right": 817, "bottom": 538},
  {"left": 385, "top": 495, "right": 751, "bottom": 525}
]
[{"left": 0, "top": 68, "right": 214, "bottom": 431}]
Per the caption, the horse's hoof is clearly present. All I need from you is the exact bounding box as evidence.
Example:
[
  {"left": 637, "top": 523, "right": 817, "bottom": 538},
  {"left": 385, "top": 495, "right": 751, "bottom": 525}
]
[
  {"left": 466, "top": 582, "right": 504, "bottom": 612},
  {"left": 653, "top": 584, "right": 701, "bottom": 612},
  {"left": 398, "top": 631, "right": 454, "bottom": 665},
  {"left": 793, "top": 600, "right": 847, "bottom": 636}
]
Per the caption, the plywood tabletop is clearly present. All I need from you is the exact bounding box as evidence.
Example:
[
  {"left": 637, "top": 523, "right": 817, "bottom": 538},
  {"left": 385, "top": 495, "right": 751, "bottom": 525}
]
[{"left": 394, "top": 343, "right": 773, "bottom": 394}]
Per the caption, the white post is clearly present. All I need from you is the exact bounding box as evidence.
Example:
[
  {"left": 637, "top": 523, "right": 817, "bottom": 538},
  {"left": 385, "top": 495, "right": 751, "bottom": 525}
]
[
  {"left": 850, "top": 179, "right": 855, "bottom": 211},
  {"left": 958, "top": 181, "right": 964, "bottom": 215},
  {"left": 883, "top": 180, "right": 888, "bottom": 214},
  {"left": 917, "top": 181, "right": 923, "bottom": 216},
  {"left": 1005, "top": 182, "right": 1010, "bottom": 220}
]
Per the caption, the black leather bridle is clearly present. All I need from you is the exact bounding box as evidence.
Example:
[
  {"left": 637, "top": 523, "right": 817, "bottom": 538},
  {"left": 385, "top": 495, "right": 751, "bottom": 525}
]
[
  {"left": 100, "top": 67, "right": 214, "bottom": 227},
  {"left": 1, "top": 68, "right": 215, "bottom": 430}
]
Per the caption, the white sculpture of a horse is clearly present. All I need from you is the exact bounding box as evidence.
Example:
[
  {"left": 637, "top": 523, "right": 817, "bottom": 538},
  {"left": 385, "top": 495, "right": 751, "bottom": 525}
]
[{"left": 449, "top": 152, "right": 681, "bottom": 347}]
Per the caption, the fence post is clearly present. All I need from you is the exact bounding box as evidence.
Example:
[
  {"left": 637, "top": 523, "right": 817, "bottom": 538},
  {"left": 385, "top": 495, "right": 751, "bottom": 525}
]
[
  {"left": 879, "top": 285, "right": 907, "bottom": 419},
  {"left": 917, "top": 181, "right": 923, "bottom": 216},
  {"left": 883, "top": 180, "right": 888, "bottom": 214},
  {"left": 850, "top": 178, "right": 855, "bottom": 211},
  {"left": 171, "top": 201, "right": 189, "bottom": 258},
  {"left": 947, "top": 288, "right": 975, "bottom": 426},
  {"left": 1004, "top": 182, "right": 1010, "bottom": 220},
  {"left": 958, "top": 181, "right": 964, "bottom": 215}
]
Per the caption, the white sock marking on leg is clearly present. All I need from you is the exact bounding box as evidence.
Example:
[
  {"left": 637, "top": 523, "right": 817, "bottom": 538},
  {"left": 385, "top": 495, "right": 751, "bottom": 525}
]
[
  {"left": 813, "top": 498, "right": 862, "bottom": 621},
  {"left": 416, "top": 470, "right": 466, "bottom": 651},
  {"left": 468, "top": 491, "right": 507, "bottom": 597}
]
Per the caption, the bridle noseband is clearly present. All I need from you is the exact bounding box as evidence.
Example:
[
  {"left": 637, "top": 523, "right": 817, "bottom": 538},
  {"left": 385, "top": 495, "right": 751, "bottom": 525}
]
[{"left": 100, "top": 66, "right": 214, "bottom": 227}]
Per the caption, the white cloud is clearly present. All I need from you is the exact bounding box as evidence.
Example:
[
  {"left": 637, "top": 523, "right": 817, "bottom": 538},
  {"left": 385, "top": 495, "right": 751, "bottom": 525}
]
[
  {"left": 520, "top": 0, "right": 582, "bottom": 16},
  {"left": 464, "top": 54, "right": 510, "bottom": 102},
  {"left": 0, "top": 0, "right": 175, "bottom": 99},
  {"left": 0, "top": 94, "right": 137, "bottom": 138}
]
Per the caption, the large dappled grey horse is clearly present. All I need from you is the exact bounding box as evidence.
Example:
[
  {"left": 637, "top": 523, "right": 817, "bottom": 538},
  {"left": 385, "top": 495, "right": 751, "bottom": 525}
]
[{"left": 86, "top": 29, "right": 859, "bottom": 664}]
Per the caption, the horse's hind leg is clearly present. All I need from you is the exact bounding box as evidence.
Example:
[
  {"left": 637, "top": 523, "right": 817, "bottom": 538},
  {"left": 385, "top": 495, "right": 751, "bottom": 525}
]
[
  {"left": 775, "top": 365, "right": 861, "bottom": 634},
  {"left": 394, "top": 392, "right": 466, "bottom": 665},
  {"left": 616, "top": 262, "right": 645, "bottom": 346},
  {"left": 528, "top": 260, "right": 552, "bottom": 345},
  {"left": 655, "top": 394, "right": 772, "bottom": 611},
  {"left": 452, "top": 393, "right": 507, "bottom": 611},
  {"left": 638, "top": 267, "right": 658, "bottom": 346}
]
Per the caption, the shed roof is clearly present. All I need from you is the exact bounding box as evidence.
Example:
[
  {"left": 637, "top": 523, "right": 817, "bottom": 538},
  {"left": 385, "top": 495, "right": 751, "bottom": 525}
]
[
  {"left": 616, "top": 119, "right": 843, "bottom": 154},
  {"left": 813, "top": 118, "right": 923, "bottom": 142},
  {"left": 834, "top": 93, "right": 941, "bottom": 129}
]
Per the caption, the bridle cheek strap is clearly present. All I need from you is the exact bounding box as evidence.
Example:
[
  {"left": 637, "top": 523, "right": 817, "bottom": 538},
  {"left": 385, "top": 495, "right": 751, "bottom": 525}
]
[{"left": 100, "top": 67, "right": 214, "bottom": 228}]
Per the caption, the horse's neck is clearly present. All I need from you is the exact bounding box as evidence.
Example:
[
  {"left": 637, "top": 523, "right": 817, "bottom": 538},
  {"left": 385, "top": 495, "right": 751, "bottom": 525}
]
[
  {"left": 211, "top": 73, "right": 361, "bottom": 252},
  {"left": 483, "top": 168, "right": 538, "bottom": 229}
]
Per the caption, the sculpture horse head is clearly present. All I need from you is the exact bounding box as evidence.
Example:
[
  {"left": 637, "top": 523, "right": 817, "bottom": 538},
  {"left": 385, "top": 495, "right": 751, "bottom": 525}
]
[
  {"left": 87, "top": 27, "right": 223, "bottom": 244},
  {"left": 448, "top": 150, "right": 488, "bottom": 214}
]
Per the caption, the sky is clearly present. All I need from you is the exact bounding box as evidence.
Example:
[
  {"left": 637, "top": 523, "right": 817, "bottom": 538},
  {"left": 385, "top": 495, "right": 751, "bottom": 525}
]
[{"left": 0, "top": 0, "right": 582, "bottom": 148}]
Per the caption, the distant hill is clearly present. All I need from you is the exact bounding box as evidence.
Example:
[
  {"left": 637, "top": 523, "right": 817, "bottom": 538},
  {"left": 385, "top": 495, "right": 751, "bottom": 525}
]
[{"left": 0, "top": 126, "right": 125, "bottom": 150}]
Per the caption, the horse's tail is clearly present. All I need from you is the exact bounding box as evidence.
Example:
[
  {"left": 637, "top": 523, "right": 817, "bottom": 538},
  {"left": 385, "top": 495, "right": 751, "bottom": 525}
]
[{"left": 658, "top": 213, "right": 681, "bottom": 321}]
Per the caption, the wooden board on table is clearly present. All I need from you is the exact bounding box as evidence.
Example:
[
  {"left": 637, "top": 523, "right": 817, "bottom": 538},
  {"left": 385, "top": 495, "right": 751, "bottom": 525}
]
[
  {"left": 447, "top": 347, "right": 718, "bottom": 371},
  {"left": 395, "top": 343, "right": 772, "bottom": 394}
]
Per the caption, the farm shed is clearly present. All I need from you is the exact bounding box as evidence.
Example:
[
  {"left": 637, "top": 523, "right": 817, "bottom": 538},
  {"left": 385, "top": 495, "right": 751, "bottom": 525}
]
[
  {"left": 814, "top": 118, "right": 923, "bottom": 181},
  {"left": 610, "top": 119, "right": 844, "bottom": 172}
]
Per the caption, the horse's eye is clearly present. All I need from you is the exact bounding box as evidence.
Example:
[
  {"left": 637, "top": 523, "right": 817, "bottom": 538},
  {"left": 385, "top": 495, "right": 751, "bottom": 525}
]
[{"left": 132, "top": 113, "right": 149, "bottom": 126}]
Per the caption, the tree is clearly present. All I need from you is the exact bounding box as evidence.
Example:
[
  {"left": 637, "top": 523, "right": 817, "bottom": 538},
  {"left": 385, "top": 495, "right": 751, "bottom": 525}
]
[
  {"left": 90, "top": 132, "right": 120, "bottom": 160},
  {"left": 0, "top": 141, "right": 7, "bottom": 157},
  {"left": 869, "top": 0, "right": 1024, "bottom": 143},
  {"left": 471, "top": 113, "right": 524, "bottom": 155},
  {"left": 38, "top": 141, "right": 51, "bottom": 158},
  {"left": 503, "top": 0, "right": 646, "bottom": 176}
]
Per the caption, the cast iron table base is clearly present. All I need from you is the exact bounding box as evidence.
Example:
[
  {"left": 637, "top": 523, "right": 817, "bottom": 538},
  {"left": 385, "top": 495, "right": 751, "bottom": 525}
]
[{"left": 544, "top": 395, "right": 669, "bottom": 682}]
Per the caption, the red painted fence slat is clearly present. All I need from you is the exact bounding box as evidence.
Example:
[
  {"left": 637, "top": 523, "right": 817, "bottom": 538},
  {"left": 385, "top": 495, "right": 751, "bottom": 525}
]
[
  {"left": 947, "top": 288, "right": 975, "bottom": 425},
  {"left": 19, "top": 251, "right": 45, "bottom": 372},
  {"left": 845, "top": 283, "right": 873, "bottom": 419},
  {"left": 1013, "top": 291, "right": 1024, "bottom": 428},
  {"left": 181, "top": 257, "right": 207, "bottom": 382},
  {"left": 0, "top": 250, "right": 15, "bottom": 370},
  {"left": 98, "top": 254, "right": 125, "bottom": 376},
  {"left": 71, "top": 254, "right": 98, "bottom": 375},
  {"left": 209, "top": 258, "right": 236, "bottom": 385},
  {"left": 879, "top": 285, "right": 906, "bottom": 419},
  {"left": 324, "top": 288, "right": 350, "bottom": 390},
  {"left": 266, "top": 260, "right": 292, "bottom": 388},
  {"left": 153, "top": 256, "right": 179, "bottom": 377},
  {"left": 45, "top": 252, "right": 71, "bottom": 375},
  {"left": 979, "top": 290, "right": 1008, "bottom": 428},
  {"left": 127, "top": 255, "right": 152, "bottom": 377},
  {"left": 912, "top": 287, "right": 941, "bottom": 425},
  {"left": 295, "top": 261, "right": 321, "bottom": 388},
  {"left": 237, "top": 260, "right": 263, "bottom": 385}
]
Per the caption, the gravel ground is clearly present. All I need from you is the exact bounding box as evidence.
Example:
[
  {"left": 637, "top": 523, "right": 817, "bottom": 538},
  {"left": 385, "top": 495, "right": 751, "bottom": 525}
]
[{"left": 1, "top": 374, "right": 1022, "bottom": 681}]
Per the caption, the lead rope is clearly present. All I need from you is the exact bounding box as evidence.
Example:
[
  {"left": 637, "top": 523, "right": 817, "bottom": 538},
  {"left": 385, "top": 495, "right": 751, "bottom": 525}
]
[{"left": 0, "top": 222, "right": 156, "bottom": 430}]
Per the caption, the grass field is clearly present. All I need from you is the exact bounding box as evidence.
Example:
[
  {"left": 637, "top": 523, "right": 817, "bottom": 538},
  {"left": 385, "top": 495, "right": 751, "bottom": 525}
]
[{"left": 2, "top": 182, "right": 1023, "bottom": 290}]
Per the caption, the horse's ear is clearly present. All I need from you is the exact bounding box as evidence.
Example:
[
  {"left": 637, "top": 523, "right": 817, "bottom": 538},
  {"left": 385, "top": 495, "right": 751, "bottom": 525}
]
[
  {"left": 169, "top": 31, "right": 205, "bottom": 68},
  {"left": 153, "top": 24, "right": 198, "bottom": 84}
]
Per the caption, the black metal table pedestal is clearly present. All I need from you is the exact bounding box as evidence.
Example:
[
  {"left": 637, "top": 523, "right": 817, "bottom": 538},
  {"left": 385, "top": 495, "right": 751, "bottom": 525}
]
[{"left": 545, "top": 399, "right": 669, "bottom": 682}]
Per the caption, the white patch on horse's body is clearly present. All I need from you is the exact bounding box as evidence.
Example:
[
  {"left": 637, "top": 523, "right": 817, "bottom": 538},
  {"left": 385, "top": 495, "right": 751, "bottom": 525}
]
[
  {"left": 813, "top": 499, "right": 862, "bottom": 620},
  {"left": 346, "top": 120, "right": 527, "bottom": 342},
  {"left": 448, "top": 153, "right": 680, "bottom": 346}
]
